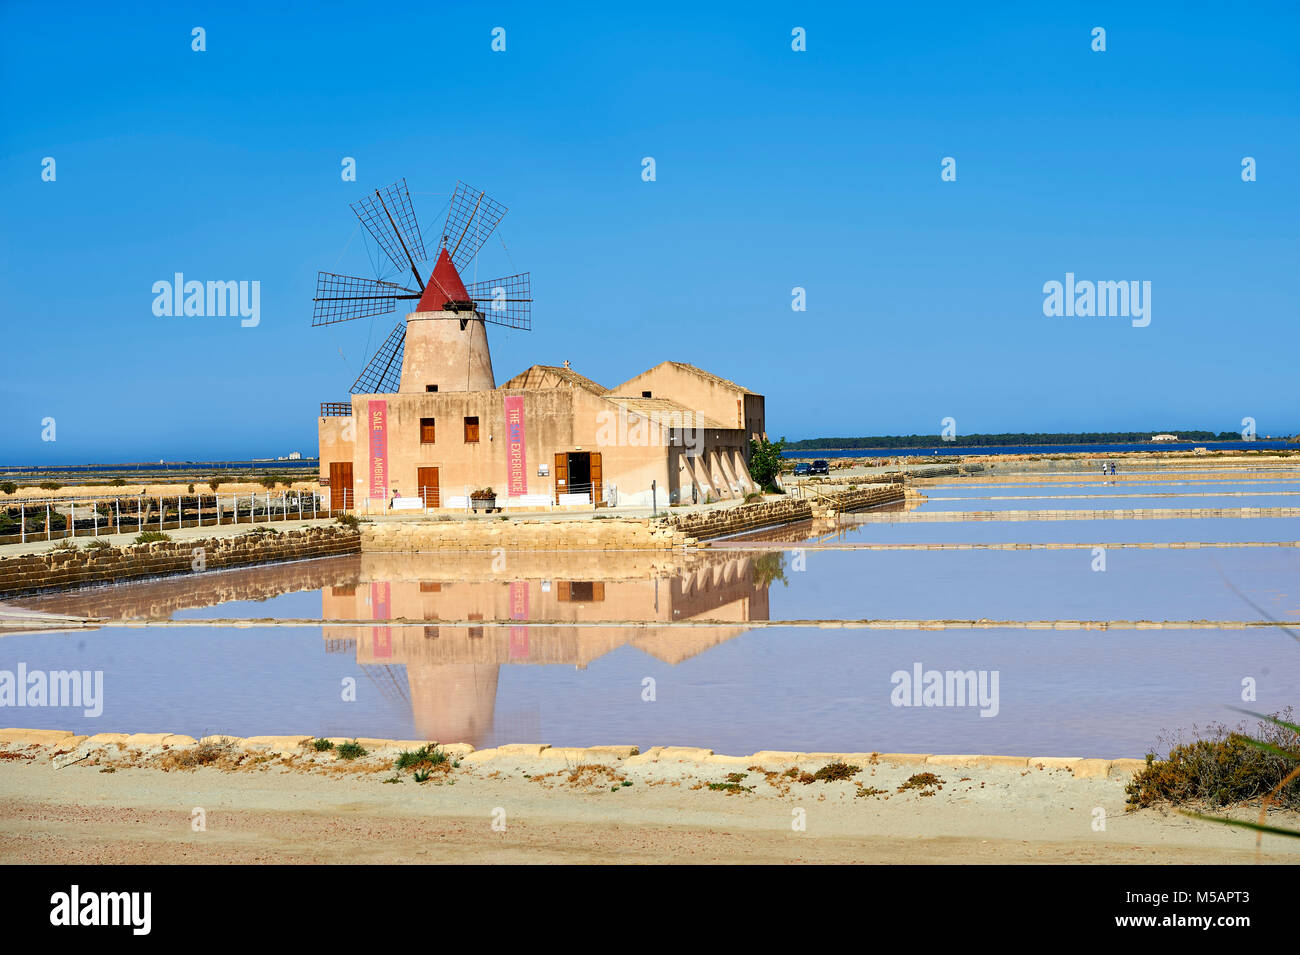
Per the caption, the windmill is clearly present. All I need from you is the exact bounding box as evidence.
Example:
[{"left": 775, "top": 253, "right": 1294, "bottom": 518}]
[{"left": 313, "top": 179, "right": 531, "bottom": 394}]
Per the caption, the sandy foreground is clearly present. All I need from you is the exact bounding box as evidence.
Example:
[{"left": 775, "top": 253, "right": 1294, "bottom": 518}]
[{"left": 1, "top": 738, "right": 1296, "bottom": 864}]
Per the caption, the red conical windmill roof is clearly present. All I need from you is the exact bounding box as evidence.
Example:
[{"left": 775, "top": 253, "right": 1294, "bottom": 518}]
[{"left": 417, "top": 247, "right": 472, "bottom": 311}]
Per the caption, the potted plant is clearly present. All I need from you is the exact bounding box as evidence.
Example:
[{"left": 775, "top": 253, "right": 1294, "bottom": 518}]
[{"left": 470, "top": 487, "right": 497, "bottom": 512}]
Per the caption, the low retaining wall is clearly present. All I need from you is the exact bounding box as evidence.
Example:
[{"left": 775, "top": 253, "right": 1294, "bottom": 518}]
[
  {"left": 848, "top": 506, "right": 1300, "bottom": 523},
  {"left": 0, "top": 729, "right": 1147, "bottom": 778},
  {"left": 363, "top": 519, "right": 687, "bottom": 552},
  {"left": 0, "top": 526, "right": 361, "bottom": 597},
  {"left": 663, "top": 484, "right": 904, "bottom": 541},
  {"left": 356, "top": 486, "right": 905, "bottom": 552}
]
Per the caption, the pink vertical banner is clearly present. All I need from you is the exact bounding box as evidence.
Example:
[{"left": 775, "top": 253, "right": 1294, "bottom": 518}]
[
  {"left": 368, "top": 399, "right": 388, "bottom": 502},
  {"left": 504, "top": 395, "right": 527, "bottom": 496},
  {"left": 370, "top": 581, "right": 391, "bottom": 659},
  {"left": 508, "top": 580, "right": 530, "bottom": 660}
]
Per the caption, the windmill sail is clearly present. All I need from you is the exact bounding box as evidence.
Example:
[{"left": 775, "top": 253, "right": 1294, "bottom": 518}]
[
  {"left": 350, "top": 178, "right": 428, "bottom": 285},
  {"left": 466, "top": 272, "right": 532, "bottom": 330},
  {"left": 443, "top": 182, "right": 508, "bottom": 271},
  {"left": 350, "top": 321, "right": 406, "bottom": 394},
  {"left": 313, "top": 272, "right": 420, "bottom": 326}
]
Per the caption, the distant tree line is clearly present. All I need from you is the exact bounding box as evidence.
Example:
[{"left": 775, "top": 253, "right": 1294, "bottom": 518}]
[{"left": 785, "top": 431, "right": 1246, "bottom": 450}]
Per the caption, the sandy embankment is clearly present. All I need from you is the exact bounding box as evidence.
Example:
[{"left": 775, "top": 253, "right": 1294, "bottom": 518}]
[{"left": 1, "top": 733, "right": 1296, "bottom": 864}]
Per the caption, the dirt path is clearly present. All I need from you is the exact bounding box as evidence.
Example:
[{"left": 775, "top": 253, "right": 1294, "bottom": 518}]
[{"left": 2, "top": 755, "right": 1295, "bottom": 864}]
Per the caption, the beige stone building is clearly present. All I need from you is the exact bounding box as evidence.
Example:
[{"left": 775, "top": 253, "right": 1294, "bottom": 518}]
[{"left": 318, "top": 308, "right": 766, "bottom": 511}]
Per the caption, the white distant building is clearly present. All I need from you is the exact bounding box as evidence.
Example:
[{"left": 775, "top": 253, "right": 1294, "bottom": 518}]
[
  {"left": 288, "top": 451, "right": 302, "bottom": 460},
  {"left": 1151, "top": 434, "right": 1179, "bottom": 442}
]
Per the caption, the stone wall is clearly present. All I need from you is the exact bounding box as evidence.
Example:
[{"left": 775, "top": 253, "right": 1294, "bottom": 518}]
[
  {"left": 363, "top": 519, "right": 686, "bottom": 552},
  {"left": 0, "top": 526, "right": 361, "bottom": 597},
  {"left": 354, "top": 485, "right": 905, "bottom": 552},
  {"left": 662, "top": 484, "right": 904, "bottom": 541}
]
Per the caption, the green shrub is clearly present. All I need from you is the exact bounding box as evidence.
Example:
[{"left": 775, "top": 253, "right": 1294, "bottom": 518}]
[
  {"left": 805, "top": 761, "right": 862, "bottom": 784},
  {"left": 1126, "top": 710, "right": 1299, "bottom": 811},
  {"left": 208, "top": 478, "right": 224, "bottom": 492},
  {"left": 0, "top": 481, "right": 16, "bottom": 495},
  {"left": 311, "top": 738, "right": 335, "bottom": 752},
  {"left": 38, "top": 481, "right": 61, "bottom": 491},
  {"left": 395, "top": 743, "right": 447, "bottom": 771},
  {"left": 109, "top": 478, "right": 126, "bottom": 487},
  {"left": 134, "top": 530, "right": 172, "bottom": 544},
  {"left": 335, "top": 740, "right": 366, "bottom": 760},
  {"left": 84, "top": 539, "right": 112, "bottom": 552},
  {"left": 335, "top": 512, "right": 360, "bottom": 529}
]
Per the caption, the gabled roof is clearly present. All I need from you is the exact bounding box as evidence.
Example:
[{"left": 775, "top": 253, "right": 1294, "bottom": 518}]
[
  {"left": 641, "top": 360, "right": 753, "bottom": 394},
  {"left": 500, "top": 364, "right": 608, "bottom": 395},
  {"left": 604, "top": 396, "right": 731, "bottom": 431}
]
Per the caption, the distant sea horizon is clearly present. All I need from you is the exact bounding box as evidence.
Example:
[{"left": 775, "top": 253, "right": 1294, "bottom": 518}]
[
  {"left": 783, "top": 440, "right": 1295, "bottom": 458},
  {"left": 0, "top": 459, "right": 321, "bottom": 473}
]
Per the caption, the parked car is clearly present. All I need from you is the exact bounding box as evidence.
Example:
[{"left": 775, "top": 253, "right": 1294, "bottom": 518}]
[
  {"left": 793, "top": 462, "right": 811, "bottom": 476},
  {"left": 809, "top": 460, "right": 830, "bottom": 476}
]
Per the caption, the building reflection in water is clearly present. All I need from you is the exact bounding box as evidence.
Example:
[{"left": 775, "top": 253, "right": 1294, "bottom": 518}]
[
  {"left": 21, "top": 550, "right": 778, "bottom": 747},
  {"left": 322, "top": 551, "right": 774, "bottom": 746}
]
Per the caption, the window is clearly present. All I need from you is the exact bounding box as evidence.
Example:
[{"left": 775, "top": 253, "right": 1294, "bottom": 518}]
[
  {"left": 464, "top": 416, "right": 480, "bottom": 442},
  {"left": 419, "top": 417, "right": 436, "bottom": 444},
  {"left": 559, "top": 581, "right": 605, "bottom": 602},
  {"left": 419, "top": 581, "right": 441, "bottom": 593},
  {"left": 642, "top": 390, "right": 652, "bottom": 398},
  {"left": 426, "top": 384, "right": 438, "bottom": 392},
  {"left": 332, "top": 585, "right": 356, "bottom": 597}
]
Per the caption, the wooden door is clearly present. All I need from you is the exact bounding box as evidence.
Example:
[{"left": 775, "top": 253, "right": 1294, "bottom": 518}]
[
  {"left": 553, "top": 452, "right": 567, "bottom": 503},
  {"left": 590, "top": 452, "right": 603, "bottom": 506},
  {"left": 417, "top": 467, "right": 439, "bottom": 507},
  {"left": 329, "top": 462, "right": 353, "bottom": 512}
]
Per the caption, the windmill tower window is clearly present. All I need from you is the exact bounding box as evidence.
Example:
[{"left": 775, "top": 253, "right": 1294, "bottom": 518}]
[
  {"left": 426, "top": 384, "right": 438, "bottom": 392},
  {"left": 642, "top": 391, "right": 652, "bottom": 398},
  {"left": 464, "top": 416, "right": 480, "bottom": 443},
  {"left": 420, "top": 418, "right": 436, "bottom": 444}
]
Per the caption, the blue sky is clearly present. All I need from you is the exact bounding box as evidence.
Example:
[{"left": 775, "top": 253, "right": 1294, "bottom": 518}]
[{"left": 1, "top": 1, "right": 1296, "bottom": 463}]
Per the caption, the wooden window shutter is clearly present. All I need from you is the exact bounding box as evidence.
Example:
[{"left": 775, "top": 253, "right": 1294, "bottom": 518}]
[{"left": 553, "top": 452, "right": 567, "bottom": 502}]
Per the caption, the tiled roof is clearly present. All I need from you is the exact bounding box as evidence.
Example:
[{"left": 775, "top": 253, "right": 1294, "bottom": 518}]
[
  {"left": 604, "top": 396, "right": 731, "bottom": 431},
  {"left": 501, "top": 364, "right": 608, "bottom": 395}
]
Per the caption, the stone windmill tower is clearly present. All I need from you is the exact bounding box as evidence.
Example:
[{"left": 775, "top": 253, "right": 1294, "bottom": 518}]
[{"left": 312, "top": 179, "right": 531, "bottom": 395}]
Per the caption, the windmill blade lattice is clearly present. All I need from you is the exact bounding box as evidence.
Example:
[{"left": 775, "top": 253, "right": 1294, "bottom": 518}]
[
  {"left": 350, "top": 321, "right": 406, "bottom": 395},
  {"left": 466, "top": 273, "right": 532, "bottom": 330},
  {"left": 444, "top": 182, "right": 508, "bottom": 271},
  {"left": 313, "top": 272, "right": 420, "bottom": 326},
  {"left": 350, "top": 178, "right": 428, "bottom": 283}
]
